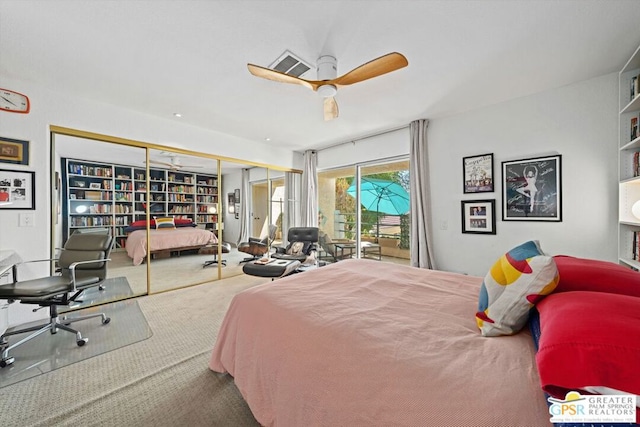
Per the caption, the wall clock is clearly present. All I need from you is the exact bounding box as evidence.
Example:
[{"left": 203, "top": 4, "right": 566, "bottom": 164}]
[{"left": 0, "top": 88, "right": 30, "bottom": 114}]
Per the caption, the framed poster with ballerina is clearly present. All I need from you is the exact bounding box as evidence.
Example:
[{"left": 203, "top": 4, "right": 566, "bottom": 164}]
[{"left": 501, "top": 155, "right": 562, "bottom": 221}]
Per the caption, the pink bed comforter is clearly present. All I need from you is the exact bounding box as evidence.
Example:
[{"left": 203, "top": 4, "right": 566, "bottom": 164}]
[
  {"left": 210, "top": 259, "right": 551, "bottom": 426},
  {"left": 125, "top": 228, "right": 216, "bottom": 265}
]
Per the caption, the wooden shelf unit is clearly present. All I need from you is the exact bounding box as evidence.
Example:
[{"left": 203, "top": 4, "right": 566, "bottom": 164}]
[
  {"left": 618, "top": 44, "right": 640, "bottom": 267},
  {"left": 63, "top": 158, "right": 220, "bottom": 249}
]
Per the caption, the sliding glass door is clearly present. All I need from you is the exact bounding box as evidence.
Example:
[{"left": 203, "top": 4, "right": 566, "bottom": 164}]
[
  {"left": 359, "top": 159, "right": 411, "bottom": 264},
  {"left": 317, "top": 157, "right": 410, "bottom": 265}
]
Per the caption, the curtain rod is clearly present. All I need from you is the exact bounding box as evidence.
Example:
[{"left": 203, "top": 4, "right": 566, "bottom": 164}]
[{"left": 314, "top": 124, "right": 410, "bottom": 153}]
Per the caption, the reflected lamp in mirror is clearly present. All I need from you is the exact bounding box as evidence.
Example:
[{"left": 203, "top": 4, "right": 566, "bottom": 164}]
[
  {"left": 632, "top": 200, "right": 640, "bottom": 220},
  {"left": 227, "top": 193, "right": 235, "bottom": 214}
]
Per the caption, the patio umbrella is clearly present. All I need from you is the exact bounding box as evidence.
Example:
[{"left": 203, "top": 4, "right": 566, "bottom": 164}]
[{"left": 347, "top": 177, "right": 410, "bottom": 239}]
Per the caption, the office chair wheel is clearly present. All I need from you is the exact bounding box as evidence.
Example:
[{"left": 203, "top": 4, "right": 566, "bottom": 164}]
[
  {"left": 0, "top": 357, "right": 14, "bottom": 368},
  {"left": 102, "top": 317, "right": 111, "bottom": 324},
  {"left": 77, "top": 338, "right": 88, "bottom": 346}
]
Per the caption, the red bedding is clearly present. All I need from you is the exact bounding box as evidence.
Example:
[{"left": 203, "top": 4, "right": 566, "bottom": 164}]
[{"left": 210, "top": 259, "right": 551, "bottom": 426}]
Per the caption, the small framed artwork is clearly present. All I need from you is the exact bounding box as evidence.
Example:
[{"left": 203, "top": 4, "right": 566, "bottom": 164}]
[
  {"left": 502, "top": 155, "right": 562, "bottom": 221},
  {"left": 70, "top": 194, "right": 77, "bottom": 200},
  {"left": 73, "top": 180, "right": 86, "bottom": 188},
  {"left": 0, "top": 168, "right": 35, "bottom": 209},
  {"left": 89, "top": 182, "right": 101, "bottom": 189},
  {"left": 463, "top": 153, "right": 494, "bottom": 193},
  {"left": 0, "top": 136, "right": 29, "bottom": 166},
  {"left": 461, "top": 199, "right": 496, "bottom": 234}
]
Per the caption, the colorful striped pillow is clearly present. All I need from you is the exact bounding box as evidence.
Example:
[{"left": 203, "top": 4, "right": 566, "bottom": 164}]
[
  {"left": 154, "top": 217, "right": 175, "bottom": 229},
  {"left": 476, "top": 240, "right": 559, "bottom": 336}
]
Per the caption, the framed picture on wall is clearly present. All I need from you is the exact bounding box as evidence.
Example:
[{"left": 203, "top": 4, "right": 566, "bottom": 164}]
[
  {"left": 463, "top": 153, "right": 494, "bottom": 193},
  {"left": 501, "top": 155, "right": 562, "bottom": 221},
  {"left": 461, "top": 199, "right": 496, "bottom": 234},
  {"left": 0, "top": 168, "right": 35, "bottom": 209},
  {"left": 0, "top": 136, "right": 29, "bottom": 166}
]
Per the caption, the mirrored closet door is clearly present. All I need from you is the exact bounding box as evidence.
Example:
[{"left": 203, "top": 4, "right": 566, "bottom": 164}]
[
  {"left": 52, "top": 134, "right": 150, "bottom": 301},
  {"left": 146, "top": 148, "right": 221, "bottom": 294}
]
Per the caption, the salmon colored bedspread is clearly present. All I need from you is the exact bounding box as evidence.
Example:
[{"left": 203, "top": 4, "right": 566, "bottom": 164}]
[
  {"left": 125, "top": 228, "right": 216, "bottom": 266},
  {"left": 209, "top": 259, "right": 551, "bottom": 427}
]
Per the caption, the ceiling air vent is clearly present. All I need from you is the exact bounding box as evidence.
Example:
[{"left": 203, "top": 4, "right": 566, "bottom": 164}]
[{"left": 269, "top": 50, "right": 312, "bottom": 78}]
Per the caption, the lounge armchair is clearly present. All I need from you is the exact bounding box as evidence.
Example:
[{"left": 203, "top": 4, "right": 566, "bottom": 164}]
[
  {"left": 318, "top": 231, "right": 355, "bottom": 263},
  {"left": 237, "top": 224, "right": 277, "bottom": 264},
  {"left": 272, "top": 227, "right": 319, "bottom": 263}
]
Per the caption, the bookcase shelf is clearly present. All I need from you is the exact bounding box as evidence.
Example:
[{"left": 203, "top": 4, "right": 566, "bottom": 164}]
[
  {"left": 63, "top": 158, "right": 220, "bottom": 249},
  {"left": 618, "top": 43, "right": 640, "bottom": 268}
]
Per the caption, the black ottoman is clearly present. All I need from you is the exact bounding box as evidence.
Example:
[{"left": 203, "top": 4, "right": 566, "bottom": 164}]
[
  {"left": 202, "top": 242, "right": 231, "bottom": 268},
  {"left": 242, "top": 259, "right": 301, "bottom": 279}
]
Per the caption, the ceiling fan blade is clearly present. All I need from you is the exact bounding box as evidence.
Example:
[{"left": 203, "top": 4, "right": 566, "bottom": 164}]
[
  {"left": 146, "top": 159, "right": 174, "bottom": 168},
  {"left": 333, "top": 52, "right": 408, "bottom": 87},
  {"left": 324, "top": 97, "right": 339, "bottom": 121},
  {"left": 247, "top": 63, "right": 318, "bottom": 91}
]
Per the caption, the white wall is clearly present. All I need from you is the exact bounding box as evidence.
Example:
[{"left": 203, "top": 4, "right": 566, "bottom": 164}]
[{"left": 319, "top": 73, "right": 618, "bottom": 277}]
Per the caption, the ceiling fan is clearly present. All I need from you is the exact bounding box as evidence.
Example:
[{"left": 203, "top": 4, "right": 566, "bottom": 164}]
[
  {"left": 247, "top": 52, "right": 408, "bottom": 121},
  {"left": 144, "top": 154, "right": 204, "bottom": 171}
]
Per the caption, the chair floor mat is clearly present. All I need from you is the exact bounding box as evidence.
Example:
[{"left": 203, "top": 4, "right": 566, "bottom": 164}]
[{"left": 0, "top": 278, "right": 152, "bottom": 389}]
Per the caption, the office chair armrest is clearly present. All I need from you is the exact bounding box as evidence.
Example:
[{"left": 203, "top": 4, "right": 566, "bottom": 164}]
[
  {"left": 68, "top": 258, "right": 111, "bottom": 291},
  {"left": 0, "top": 265, "right": 12, "bottom": 280},
  {"left": 10, "top": 258, "right": 60, "bottom": 283}
]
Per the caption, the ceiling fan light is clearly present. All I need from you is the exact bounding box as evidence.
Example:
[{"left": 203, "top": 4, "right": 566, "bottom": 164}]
[{"left": 317, "top": 84, "right": 337, "bottom": 98}]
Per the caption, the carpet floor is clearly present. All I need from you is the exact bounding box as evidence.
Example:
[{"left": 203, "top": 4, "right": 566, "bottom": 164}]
[{"left": 0, "top": 273, "right": 268, "bottom": 426}]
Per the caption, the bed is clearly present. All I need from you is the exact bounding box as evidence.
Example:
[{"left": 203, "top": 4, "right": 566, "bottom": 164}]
[
  {"left": 125, "top": 227, "right": 217, "bottom": 266},
  {"left": 210, "top": 258, "right": 551, "bottom": 426},
  {"left": 210, "top": 243, "right": 640, "bottom": 427}
]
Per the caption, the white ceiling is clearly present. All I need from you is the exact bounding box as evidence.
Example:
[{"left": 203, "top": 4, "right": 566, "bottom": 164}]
[{"left": 2, "top": 0, "right": 640, "bottom": 153}]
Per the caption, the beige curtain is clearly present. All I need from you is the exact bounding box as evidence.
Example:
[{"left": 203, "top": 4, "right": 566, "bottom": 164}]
[
  {"left": 300, "top": 150, "right": 318, "bottom": 227},
  {"left": 236, "top": 169, "right": 250, "bottom": 246},
  {"left": 283, "top": 171, "right": 301, "bottom": 246},
  {"left": 410, "top": 119, "right": 435, "bottom": 269}
]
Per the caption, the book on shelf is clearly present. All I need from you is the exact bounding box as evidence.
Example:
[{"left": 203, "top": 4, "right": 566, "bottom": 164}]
[
  {"left": 632, "top": 114, "right": 640, "bottom": 142},
  {"left": 632, "top": 74, "right": 640, "bottom": 102}
]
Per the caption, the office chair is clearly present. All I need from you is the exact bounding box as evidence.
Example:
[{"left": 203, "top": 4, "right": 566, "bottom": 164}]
[
  {"left": 237, "top": 224, "right": 277, "bottom": 263},
  {"left": 0, "top": 232, "right": 113, "bottom": 367},
  {"left": 272, "top": 227, "right": 319, "bottom": 263}
]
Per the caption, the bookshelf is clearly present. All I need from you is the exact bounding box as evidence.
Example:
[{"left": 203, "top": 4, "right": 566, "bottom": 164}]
[
  {"left": 63, "top": 158, "right": 220, "bottom": 250},
  {"left": 618, "top": 43, "right": 640, "bottom": 269}
]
